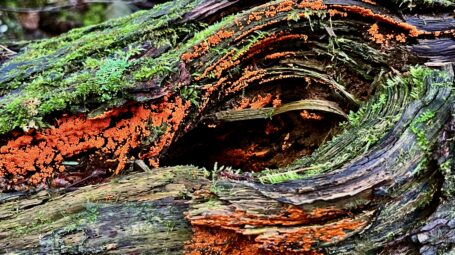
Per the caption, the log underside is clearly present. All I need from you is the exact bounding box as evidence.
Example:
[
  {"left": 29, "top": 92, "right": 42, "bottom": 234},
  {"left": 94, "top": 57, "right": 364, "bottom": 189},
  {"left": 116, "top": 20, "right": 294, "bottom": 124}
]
[{"left": 0, "top": 0, "right": 455, "bottom": 254}]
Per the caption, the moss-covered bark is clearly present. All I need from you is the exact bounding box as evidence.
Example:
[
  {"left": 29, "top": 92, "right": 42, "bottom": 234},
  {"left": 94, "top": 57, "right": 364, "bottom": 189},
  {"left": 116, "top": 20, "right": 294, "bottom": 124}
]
[
  {"left": 0, "top": 166, "right": 208, "bottom": 254},
  {"left": 0, "top": 0, "right": 455, "bottom": 254}
]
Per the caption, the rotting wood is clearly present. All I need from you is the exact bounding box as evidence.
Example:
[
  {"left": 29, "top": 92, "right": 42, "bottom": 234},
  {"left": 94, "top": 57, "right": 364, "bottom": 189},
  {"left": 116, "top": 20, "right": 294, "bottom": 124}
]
[
  {"left": 0, "top": 166, "right": 209, "bottom": 254},
  {"left": 211, "top": 99, "right": 347, "bottom": 122},
  {"left": 0, "top": 0, "right": 455, "bottom": 254}
]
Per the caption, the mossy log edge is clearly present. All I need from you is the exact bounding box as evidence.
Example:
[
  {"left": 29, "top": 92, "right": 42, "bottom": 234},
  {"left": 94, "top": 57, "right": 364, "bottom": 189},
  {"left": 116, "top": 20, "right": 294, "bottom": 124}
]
[{"left": 0, "top": 166, "right": 208, "bottom": 254}]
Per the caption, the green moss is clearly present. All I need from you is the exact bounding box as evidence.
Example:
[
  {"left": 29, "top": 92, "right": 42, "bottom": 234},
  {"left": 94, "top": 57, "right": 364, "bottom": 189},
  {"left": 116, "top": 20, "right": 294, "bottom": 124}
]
[
  {"left": 258, "top": 165, "right": 325, "bottom": 184},
  {"left": 95, "top": 50, "right": 132, "bottom": 102},
  {"left": 0, "top": 0, "right": 208, "bottom": 134},
  {"left": 410, "top": 109, "right": 436, "bottom": 152},
  {"left": 232, "top": 31, "right": 269, "bottom": 60},
  {"left": 141, "top": 123, "right": 167, "bottom": 147},
  {"left": 180, "top": 86, "right": 200, "bottom": 106},
  {"left": 257, "top": 65, "right": 453, "bottom": 184},
  {"left": 409, "top": 66, "right": 433, "bottom": 99},
  {"left": 62, "top": 202, "right": 101, "bottom": 233},
  {"left": 287, "top": 10, "right": 301, "bottom": 22},
  {"left": 257, "top": 74, "right": 403, "bottom": 184},
  {"left": 441, "top": 159, "right": 455, "bottom": 197},
  {"left": 412, "top": 157, "right": 429, "bottom": 176},
  {"left": 0, "top": 0, "right": 340, "bottom": 135},
  {"left": 12, "top": 210, "right": 55, "bottom": 235}
]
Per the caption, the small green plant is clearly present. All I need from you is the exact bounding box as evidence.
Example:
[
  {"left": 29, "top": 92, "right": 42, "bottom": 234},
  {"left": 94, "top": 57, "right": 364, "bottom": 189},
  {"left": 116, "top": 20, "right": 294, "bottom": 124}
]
[
  {"left": 409, "top": 66, "right": 434, "bottom": 99},
  {"left": 440, "top": 159, "right": 452, "bottom": 173},
  {"left": 412, "top": 158, "right": 429, "bottom": 176},
  {"left": 83, "top": 202, "right": 100, "bottom": 223},
  {"left": 259, "top": 169, "right": 300, "bottom": 184},
  {"left": 209, "top": 162, "right": 226, "bottom": 194},
  {"left": 180, "top": 86, "right": 200, "bottom": 106},
  {"left": 142, "top": 123, "right": 167, "bottom": 146},
  {"left": 347, "top": 108, "right": 365, "bottom": 127},
  {"left": 95, "top": 49, "right": 133, "bottom": 102},
  {"left": 233, "top": 30, "right": 269, "bottom": 60},
  {"left": 133, "top": 61, "right": 173, "bottom": 81},
  {"left": 165, "top": 220, "right": 176, "bottom": 233},
  {"left": 287, "top": 10, "right": 300, "bottom": 22},
  {"left": 410, "top": 109, "right": 436, "bottom": 152},
  {"left": 440, "top": 159, "right": 455, "bottom": 196},
  {"left": 257, "top": 165, "right": 327, "bottom": 184},
  {"left": 371, "top": 94, "right": 387, "bottom": 113}
]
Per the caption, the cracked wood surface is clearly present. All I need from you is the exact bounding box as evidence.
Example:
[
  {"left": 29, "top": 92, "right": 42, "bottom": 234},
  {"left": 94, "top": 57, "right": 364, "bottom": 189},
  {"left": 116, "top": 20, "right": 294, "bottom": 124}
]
[{"left": 0, "top": 0, "right": 455, "bottom": 254}]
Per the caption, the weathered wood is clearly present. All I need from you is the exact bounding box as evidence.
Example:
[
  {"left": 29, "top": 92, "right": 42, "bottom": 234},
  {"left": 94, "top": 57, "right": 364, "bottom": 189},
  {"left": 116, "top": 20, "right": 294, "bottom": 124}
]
[
  {"left": 211, "top": 99, "right": 348, "bottom": 122},
  {"left": 0, "top": 0, "right": 455, "bottom": 254},
  {"left": 0, "top": 166, "right": 209, "bottom": 254}
]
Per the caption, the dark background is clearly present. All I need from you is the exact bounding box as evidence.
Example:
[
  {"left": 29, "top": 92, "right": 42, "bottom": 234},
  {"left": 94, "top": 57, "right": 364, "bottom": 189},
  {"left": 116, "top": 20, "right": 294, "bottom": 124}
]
[{"left": 0, "top": 0, "right": 158, "bottom": 42}]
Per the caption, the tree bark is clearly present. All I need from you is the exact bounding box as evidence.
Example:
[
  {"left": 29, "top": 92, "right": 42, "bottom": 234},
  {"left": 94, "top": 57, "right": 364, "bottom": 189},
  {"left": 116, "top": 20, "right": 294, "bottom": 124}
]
[
  {"left": 0, "top": 0, "right": 455, "bottom": 254},
  {"left": 0, "top": 165, "right": 208, "bottom": 254}
]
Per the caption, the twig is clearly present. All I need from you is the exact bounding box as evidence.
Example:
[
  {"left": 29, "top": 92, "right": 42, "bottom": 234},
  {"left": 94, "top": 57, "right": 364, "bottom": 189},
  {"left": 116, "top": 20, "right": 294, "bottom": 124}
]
[{"left": 0, "top": 44, "right": 16, "bottom": 56}]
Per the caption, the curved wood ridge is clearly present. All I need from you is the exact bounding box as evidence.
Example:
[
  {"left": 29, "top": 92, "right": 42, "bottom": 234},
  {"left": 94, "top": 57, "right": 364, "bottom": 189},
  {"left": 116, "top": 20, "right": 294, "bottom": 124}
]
[{"left": 0, "top": 0, "right": 454, "bottom": 254}]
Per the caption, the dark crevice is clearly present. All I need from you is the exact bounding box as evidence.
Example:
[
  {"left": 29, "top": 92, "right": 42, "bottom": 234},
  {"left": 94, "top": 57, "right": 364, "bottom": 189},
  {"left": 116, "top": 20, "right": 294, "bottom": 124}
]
[
  {"left": 161, "top": 111, "right": 345, "bottom": 172},
  {"left": 161, "top": 72, "right": 369, "bottom": 172}
]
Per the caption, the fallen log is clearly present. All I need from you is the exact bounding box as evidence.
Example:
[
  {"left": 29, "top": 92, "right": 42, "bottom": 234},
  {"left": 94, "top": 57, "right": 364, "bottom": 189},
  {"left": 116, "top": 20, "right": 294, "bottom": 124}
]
[
  {"left": 0, "top": 0, "right": 455, "bottom": 254},
  {"left": 0, "top": 165, "right": 208, "bottom": 254}
]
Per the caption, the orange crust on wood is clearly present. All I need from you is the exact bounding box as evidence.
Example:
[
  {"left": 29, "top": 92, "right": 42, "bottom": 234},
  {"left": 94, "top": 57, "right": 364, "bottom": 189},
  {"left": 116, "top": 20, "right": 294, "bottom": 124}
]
[
  {"left": 187, "top": 205, "right": 367, "bottom": 254},
  {"left": 0, "top": 96, "right": 190, "bottom": 188}
]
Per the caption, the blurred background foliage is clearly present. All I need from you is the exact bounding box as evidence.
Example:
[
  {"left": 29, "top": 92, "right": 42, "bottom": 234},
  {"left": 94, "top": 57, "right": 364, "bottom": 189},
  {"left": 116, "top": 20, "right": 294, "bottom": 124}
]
[{"left": 0, "top": 0, "right": 158, "bottom": 42}]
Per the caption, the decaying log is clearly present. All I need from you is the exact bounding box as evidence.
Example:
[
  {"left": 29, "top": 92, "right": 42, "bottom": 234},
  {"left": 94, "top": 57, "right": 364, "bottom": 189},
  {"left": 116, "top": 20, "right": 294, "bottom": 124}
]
[
  {"left": 0, "top": 166, "right": 208, "bottom": 254},
  {"left": 0, "top": 0, "right": 455, "bottom": 254}
]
